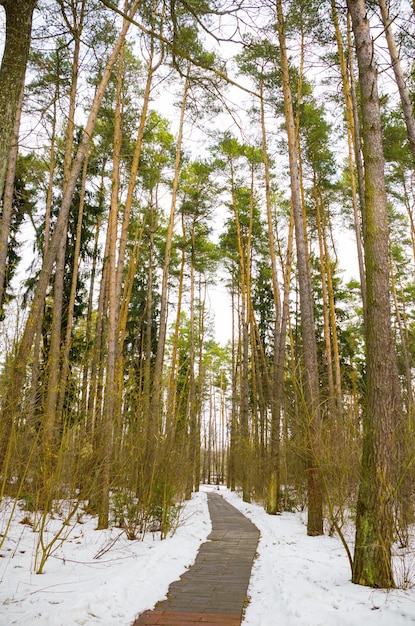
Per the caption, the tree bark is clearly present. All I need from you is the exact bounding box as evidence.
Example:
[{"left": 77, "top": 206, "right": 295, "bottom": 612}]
[
  {"left": 260, "top": 79, "right": 283, "bottom": 515},
  {"left": 347, "top": 0, "right": 403, "bottom": 588},
  {"left": 186, "top": 226, "right": 198, "bottom": 497},
  {"left": 347, "top": 15, "right": 367, "bottom": 243},
  {"left": 330, "top": 0, "right": 367, "bottom": 312},
  {"left": 0, "top": 0, "right": 36, "bottom": 200},
  {"left": 146, "top": 70, "right": 189, "bottom": 490},
  {"left": 378, "top": 0, "right": 415, "bottom": 161},
  {"left": 97, "top": 41, "right": 125, "bottom": 529},
  {"left": 275, "top": 0, "right": 323, "bottom": 536},
  {"left": 0, "top": 86, "right": 23, "bottom": 313}
]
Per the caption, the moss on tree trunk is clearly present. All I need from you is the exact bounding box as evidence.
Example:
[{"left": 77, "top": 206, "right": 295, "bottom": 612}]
[{"left": 347, "top": 0, "right": 402, "bottom": 589}]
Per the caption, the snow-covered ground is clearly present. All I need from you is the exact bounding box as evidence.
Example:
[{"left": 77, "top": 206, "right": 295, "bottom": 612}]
[
  {"left": 0, "top": 491, "right": 211, "bottom": 625},
  {"left": 221, "top": 488, "right": 415, "bottom": 626},
  {"left": 1, "top": 485, "right": 415, "bottom": 625}
]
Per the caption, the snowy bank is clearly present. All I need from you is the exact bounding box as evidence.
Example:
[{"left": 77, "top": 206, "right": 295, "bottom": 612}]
[
  {"left": 0, "top": 491, "right": 210, "bottom": 625},
  {"left": 220, "top": 487, "right": 415, "bottom": 626}
]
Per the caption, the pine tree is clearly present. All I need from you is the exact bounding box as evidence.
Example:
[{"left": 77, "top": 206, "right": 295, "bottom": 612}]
[{"left": 347, "top": 0, "right": 403, "bottom": 588}]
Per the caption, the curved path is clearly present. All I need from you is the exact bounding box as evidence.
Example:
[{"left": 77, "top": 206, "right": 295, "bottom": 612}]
[{"left": 132, "top": 491, "right": 260, "bottom": 626}]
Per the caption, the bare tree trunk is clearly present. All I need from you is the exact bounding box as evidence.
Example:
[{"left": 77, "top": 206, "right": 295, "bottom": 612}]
[
  {"left": 194, "top": 276, "right": 206, "bottom": 489},
  {"left": 43, "top": 228, "right": 66, "bottom": 458},
  {"left": 260, "top": 79, "right": 283, "bottom": 515},
  {"left": 315, "top": 183, "right": 336, "bottom": 419},
  {"left": 227, "top": 283, "right": 237, "bottom": 492},
  {"left": 57, "top": 157, "right": 89, "bottom": 422},
  {"left": 229, "top": 155, "right": 251, "bottom": 503},
  {"left": 347, "top": 14, "right": 367, "bottom": 242},
  {"left": 347, "top": 0, "right": 403, "bottom": 588},
  {"left": 330, "top": 0, "right": 367, "bottom": 311},
  {"left": 140, "top": 210, "right": 155, "bottom": 490},
  {"left": 43, "top": 5, "right": 86, "bottom": 491},
  {"left": 113, "top": 37, "right": 163, "bottom": 444},
  {"left": 275, "top": 207, "right": 295, "bottom": 506},
  {"left": 402, "top": 175, "right": 415, "bottom": 266},
  {"left": 276, "top": 0, "right": 323, "bottom": 536},
  {"left": 186, "top": 231, "right": 197, "bottom": 497},
  {"left": 323, "top": 204, "right": 343, "bottom": 423},
  {"left": 81, "top": 177, "right": 104, "bottom": 423},
  {"left": 0, "top": 86, "right": 23, "bottom": 312},
  {"left": 0, "top": 2, "right": 140, "bottom": 474},
  {"left": 0, "top": 0, "right": 36, "bottom": 200},
  {"left": 55, "top": 0, "right": 88, "bottom": 408},
  {"left": 378, "top": 0, "right": 415, "bottom": 160},
  {"left": 390, "top": 265, "right": 413, "bottom": 414},
  {"left": 97, "top": 42, "right": 125, "bottom": 529},
  {"left": 146, "top": 71, "right": 189, "bottom": 487},
  {"left": 390, "top": 264, "right": 414, "bottom": 545}
]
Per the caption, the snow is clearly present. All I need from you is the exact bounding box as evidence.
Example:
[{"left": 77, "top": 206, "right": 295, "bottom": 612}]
[
  {"left": 220, "top": 488, "right": 415, "bottom": 626},
  {"left": 2, "top": 485, "right": 415, "bottom": 625},
  {"left": 0, "top": 492, "right": 211, "bottom": 625}
]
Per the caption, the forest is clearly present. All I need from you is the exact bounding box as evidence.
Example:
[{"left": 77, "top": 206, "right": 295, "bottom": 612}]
[{"left": 0, "top": 0, "right": 415, "bottom": 591}]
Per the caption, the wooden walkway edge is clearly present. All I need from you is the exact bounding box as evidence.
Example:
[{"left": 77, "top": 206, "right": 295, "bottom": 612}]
[{"left": 132, "top": 491, "right": 260, "bottom": 626}]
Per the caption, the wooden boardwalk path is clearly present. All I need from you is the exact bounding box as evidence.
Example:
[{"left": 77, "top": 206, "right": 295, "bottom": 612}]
[{"left": 132, "top": 491, "right": 260, "bottom": 626}]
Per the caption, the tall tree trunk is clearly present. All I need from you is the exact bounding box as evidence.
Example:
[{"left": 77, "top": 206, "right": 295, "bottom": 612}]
[
  {"left": 378, "top": 0, "right": 415, "bottom": 160},
  {"left": 0, "top": 2, "right": 141, "bottom": 474},
  {"left": 85, "top": 224, "right": 110, "bottom": 508},
  {"left": 97, "top": 42, "right": 125, "bottom": 529},
  {"left": 229, "top": 155, "right": 251, "bottom": 503},
  {"left": 186, "top": 229, "right": 198, "bottom": 498},
  {"left": 260, "top": 79, "right": 283, "bottom": 515},
  {"left": 330, "top": 0, "right": 367, "bottom": 312},
  {"left": 275, "top": 0, "right": 323, "bottom": 536},
  {"left": 402, "top": 175, "right": 415, "bottom": 266},
  {"left": 81, "top": 177, "right": 104, "bottom": 423},
  {"left": 347, "top": 0, "right": 403, "bottom": 588},
  {"left": 113, "top": 34, "right": 163, "bottom": 453},
  {"left": 138, "top": 210, "right": 155, "bottom": 495},
  {"left": 227, "top": 283, "right": 238, "bottom": 491},
  {"left": 146, "top": 70, "right": 189, "bottom": 490},
  {"left": 390, "top": 264, "right": 414, "bottom": 546},
  {"left": 43, "top": 4, "right": 86, "bottom": 493},
  {"left": 43, "top": 228, "right": 66, "bottom": 459},
  {"left": 347, "top": 14, "right": 367, "bottom": 242},
  {"left": 0, "top": 0, "right": 36, "bottom": 200},
  {"left": 55, "top": 0, "right": 87, "bottom": 410},
  {"left": 57, "top": 157, "right": 89, "bottom": 422},
  {"left": 321, "top": 198, "right": 343, "bottom": 423},
  {"left": 390, "top": 265, "right": 413, "bottom": 415},
  {"left": 0, "top": 86, "right": 23, "bottom": 313},
  {"left": 163, "top": 208, "right": 186, "bottom": 498},
  {"left": 194, "top": 276, "right": 206, "bottom": 490},
  {"left": 315, "top": 183, "right": 336, "bottom": 420}
]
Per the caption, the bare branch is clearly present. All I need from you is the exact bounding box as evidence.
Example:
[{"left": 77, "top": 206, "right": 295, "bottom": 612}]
[{"left": 97, "top": 0, "right": 259, "bottom": 98}]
